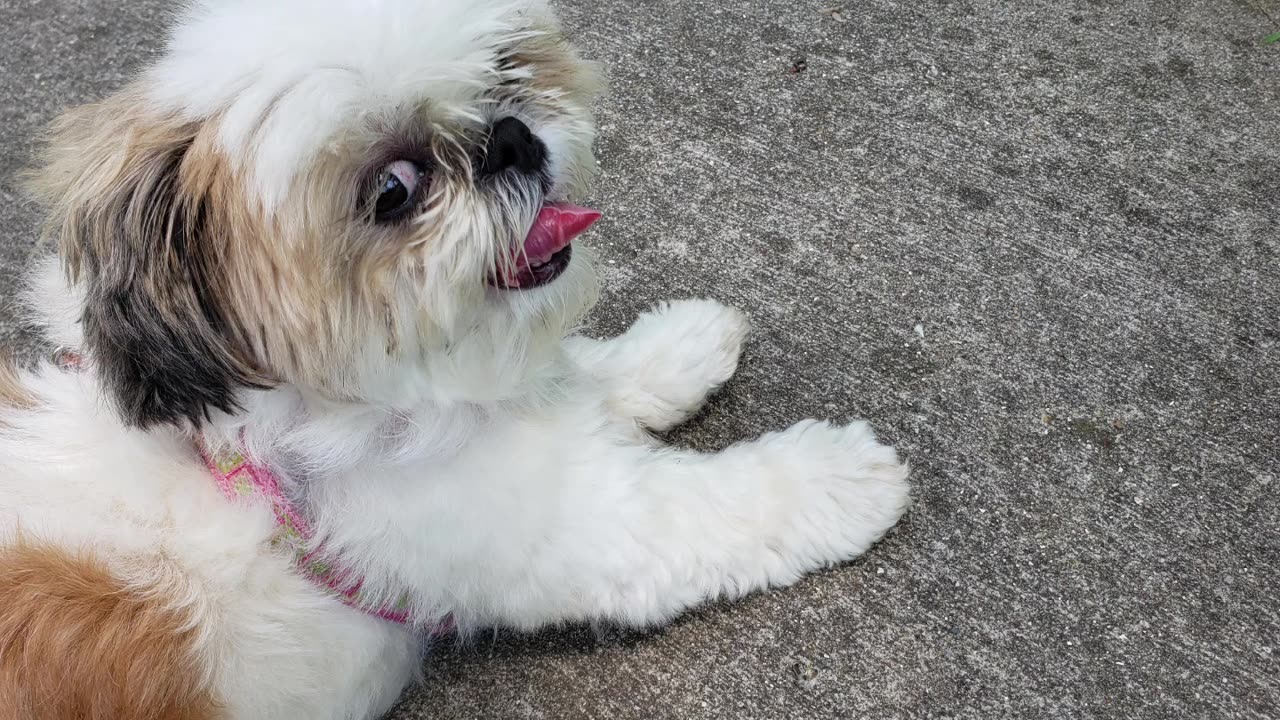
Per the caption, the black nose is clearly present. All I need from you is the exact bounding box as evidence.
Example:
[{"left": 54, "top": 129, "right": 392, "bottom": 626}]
[{"left": 479, "top": 116, "right": 547, "bottom": 177}]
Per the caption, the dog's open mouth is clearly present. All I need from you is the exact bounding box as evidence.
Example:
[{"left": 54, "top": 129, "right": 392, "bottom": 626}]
[{"left": 490, "top": 203, "right": 601, "bottom": 290}]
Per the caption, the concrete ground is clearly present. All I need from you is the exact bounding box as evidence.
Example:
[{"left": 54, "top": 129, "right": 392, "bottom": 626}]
[{"left": 2, "top": 0, "right": 1277, "bottom": 718}]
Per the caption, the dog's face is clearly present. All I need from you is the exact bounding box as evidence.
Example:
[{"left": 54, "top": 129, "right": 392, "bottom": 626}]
[{"left": 32, "top": 0, "right": 603, "bottom": 427}]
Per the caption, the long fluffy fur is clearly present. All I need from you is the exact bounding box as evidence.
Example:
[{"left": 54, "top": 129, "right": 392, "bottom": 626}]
[
  {"left": 0, "top": 543, "right": 219, "bottom": 720},
  {"left": 2, "top": 1, "right": 911, "bottom": 718}
]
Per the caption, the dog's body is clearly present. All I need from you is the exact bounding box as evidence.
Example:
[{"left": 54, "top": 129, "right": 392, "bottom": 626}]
[{"left": 0, "top": 2, "right": 910, "bottom": 718}]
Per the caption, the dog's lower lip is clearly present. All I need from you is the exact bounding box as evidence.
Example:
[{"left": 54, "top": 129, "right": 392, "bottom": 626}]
[
  {"left": 490, "top": 203, "right": 600, "bottom": 290},
  {"left": 492, "top": 245, "right": 572, "bottom": 290}
]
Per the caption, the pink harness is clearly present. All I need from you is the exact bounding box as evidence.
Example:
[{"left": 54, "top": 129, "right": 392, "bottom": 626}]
[
  {"left": 54, "top": 348, "right": 418, "bottom": 627},
  {"left": 199, "top": 444, "right": 413, "bottom": 625}
]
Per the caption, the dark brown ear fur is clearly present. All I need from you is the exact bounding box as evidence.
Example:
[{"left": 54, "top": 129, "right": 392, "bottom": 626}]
[{"left": 29, "top": 89, "right": 263, "bottom": 428}]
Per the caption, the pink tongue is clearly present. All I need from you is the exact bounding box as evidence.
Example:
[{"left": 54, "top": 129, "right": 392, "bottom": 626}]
[{"left": 521, "top": 202, "right": 602, "bottom": 263}]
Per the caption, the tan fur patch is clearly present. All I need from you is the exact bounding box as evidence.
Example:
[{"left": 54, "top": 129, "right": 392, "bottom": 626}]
[
  {"left": 0, "top": 543, "right": 219, "bottom": 720},
  {"left": 507, "top": 27, "right": 604, "bottom": 106},
  {"left": 28, "top": 86, "right": 407, "bottom": 401},
  {"left": 0, "top": 356, "right": 35, "bottom": 412},
  {"left": 26, "top": 88, "right": 277, "bottom": 426}
]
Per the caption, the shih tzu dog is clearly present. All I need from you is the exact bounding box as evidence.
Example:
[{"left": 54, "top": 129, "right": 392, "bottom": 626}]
[{"left": 0, "top": 1, "right": 910, "bottom": 718}]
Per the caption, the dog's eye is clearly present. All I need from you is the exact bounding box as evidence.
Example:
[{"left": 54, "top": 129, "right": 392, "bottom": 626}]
[{"left": 373, "top": 160, "right": 426, "bottom": 223}]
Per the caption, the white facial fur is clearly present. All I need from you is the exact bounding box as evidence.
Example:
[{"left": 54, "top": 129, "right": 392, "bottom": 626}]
[{"left": 148, "top": 0, "right": 581, "bottom": 211}]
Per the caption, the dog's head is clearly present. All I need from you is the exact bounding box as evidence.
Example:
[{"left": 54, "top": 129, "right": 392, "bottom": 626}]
[{"left": 30, "top": 0, "right": 603, "bottom": 427}]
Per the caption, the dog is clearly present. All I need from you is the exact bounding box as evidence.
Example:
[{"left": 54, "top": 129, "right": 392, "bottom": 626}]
[{"left": 0, "top": 1, "right": 911, "bottom": 718}]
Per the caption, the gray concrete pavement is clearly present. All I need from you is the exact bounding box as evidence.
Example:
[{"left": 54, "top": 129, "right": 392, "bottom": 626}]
[{"left": 2, "top": 1, "right": 1278, "bottom": 718}]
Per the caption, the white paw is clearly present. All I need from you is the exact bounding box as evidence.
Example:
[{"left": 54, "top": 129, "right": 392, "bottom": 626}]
[
  {"left": 758, "top": 420, "right": 911, "bottom": 580},
  {"left": 632, "top": 299, "right": 749, "bottom": 386},
  {"left": 606, "top": 299, "right": 749, "bottom": 431}
]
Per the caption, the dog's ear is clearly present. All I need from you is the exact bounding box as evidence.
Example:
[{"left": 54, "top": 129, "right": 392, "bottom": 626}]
[{"left": 29, "top": 89, "right": 264, "bottom": 428}]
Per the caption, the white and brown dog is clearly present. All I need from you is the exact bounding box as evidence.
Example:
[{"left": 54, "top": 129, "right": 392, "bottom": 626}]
[{"left": 0, "top": 1, "right": 910, "bottom": 718}]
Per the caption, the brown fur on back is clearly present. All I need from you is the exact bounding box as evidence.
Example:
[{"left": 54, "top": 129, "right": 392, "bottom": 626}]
[{"left": 0, "top": 543, "right": 219, "bottom": 720}]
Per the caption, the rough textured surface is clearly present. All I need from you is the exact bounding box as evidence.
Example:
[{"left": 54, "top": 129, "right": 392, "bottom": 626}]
[{"left": 2, "top": 1, "right": 1278, "bottom": 718}]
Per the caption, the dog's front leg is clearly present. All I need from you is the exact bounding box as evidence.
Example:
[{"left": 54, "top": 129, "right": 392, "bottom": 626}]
[
  {"left": 447, "top": 419, "right": 909, "bottom": 631},
  {"left": 564, "top": 299, "right": 749, "bottom": 431}
]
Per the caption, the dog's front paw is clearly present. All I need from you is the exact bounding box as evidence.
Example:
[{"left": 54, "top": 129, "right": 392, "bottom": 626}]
[
  {"left": 760, "top": 420, "right": 911, "bottom": 576},
  {"left": 612, "top": 299, "right": 749, "bottom": 431}
]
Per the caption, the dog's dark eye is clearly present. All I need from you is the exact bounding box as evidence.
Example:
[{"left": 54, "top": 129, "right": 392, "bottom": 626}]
[{"left": 373, "top": 160, "right": 426, "bottom": 223}]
